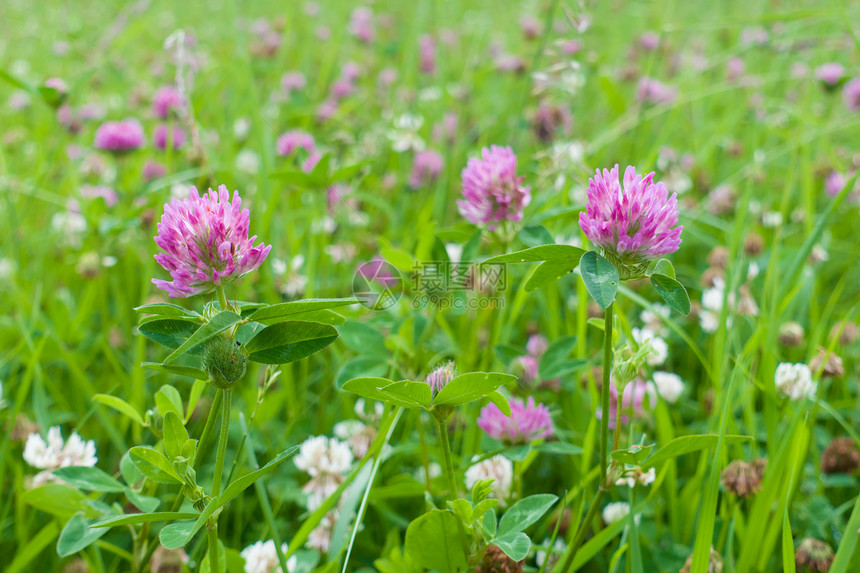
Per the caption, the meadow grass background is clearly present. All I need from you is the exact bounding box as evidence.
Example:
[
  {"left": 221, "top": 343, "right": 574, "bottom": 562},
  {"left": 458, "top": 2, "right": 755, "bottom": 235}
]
[{"left": 1, "top": 0, "right": 860, "bottom": 571}]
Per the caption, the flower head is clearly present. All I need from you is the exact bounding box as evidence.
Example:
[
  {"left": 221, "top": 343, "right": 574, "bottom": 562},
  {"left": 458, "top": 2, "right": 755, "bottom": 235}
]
[
  {"left": 281, "top": 71, "right": 307, "bottom": 94},
  {"left": 478, "top": 397, "right": 553, "bottom": 444},
  {"left": 636, "top": 77, "right": 678, "bottom": 105},
  {"left": 795, "top": 538, "right": 834, "bottom": 572},
  {"left": 720, "top": 459, "right": 765, "bottom": 497},
  {"left": 23, "top": 426, "right": 97, "bottom": 486},
  {"left": 844, "top": 77, "right": 860, "bottom": 111},
  {"left": 294, "top": 436, "right": 352, "bottom": 510},
  {"left": 774, "top": 362, "right": 816, "bottom": 401},
  {"left": 465, "top": 455, "right": 513, "bottom": 503},
  {"left": 153, "top": 123, "right": 186, "bottom": 150},
  {"left": 426, "top": 361, "right": 457, "bottom": 394},
  {"left": 153, "top": 86, "right": 183, "bottom": 118},
  {"left": 458, "top": 145, "right": 531, "bottom": 228},
  {"left": 652, "top": 371, "right": 684, "bottom": 403},
  {"left": 821, "top": 437, "right": 859, "bottom": 475},
  {"left": 597, "top": 378, "right": 657, "bottom": 429},
  {"left": 579, "top": 165, "right": 682, "bottom": 277},
  {"left": 276, "top": 130, "right": 320, "bottom": 172},
  {"left": 240, "top": 540, "right": 296, "bottom": 573},
  {"left": 152, "top": 185, "right": 271, "bottom": 298},
  {"left": 409, "top": 150, "right": 444, "bottom": 188},
  {"left": 94, "top": 119, "right": 145, "bottom": 152},
  {"left": 602, "top": 502, "right": 631, "bottom": 525},
  {"left": 349, "top": 7, "right": 376, "bottom": 43},
  {"left": 816, "top": 63, "right": 845, "bottom": 86}
]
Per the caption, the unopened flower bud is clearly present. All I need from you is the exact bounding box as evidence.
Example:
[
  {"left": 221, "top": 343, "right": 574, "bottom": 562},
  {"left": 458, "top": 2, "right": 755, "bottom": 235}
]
[
  {"left": 204, "top": 336, "right": 246, "bottom": 389},
  {"left": 612, "top": 341, "right": 651, "bottom": 391},
  {"left": 778, "top": 321, "right": 805, "bottom": 347},
  {"left": 145, "top": 408, "right": 164, "bottom": 438},
  {"left": 707, "top": 246, "right": 730, "bottom": 269},
  {"left": 795, "top": 538, "right": 834, "bottom": 572},
  {"left": 680, "top": 547, "right": 723, "bottom": 573},
  {"left": 821, "top": 437, "right": 859, "bottom": 475},
  {"left": 425, "top": 361, "right": 457, "bottom": 394},
  {"left": 744, "top": 233, "right": 764, "bottom": 256},
  {"left": 830, "top": 321, "right": 858, "bottom": 346},
  {"left": 809, "top": 347, "right": 844, "bottom": 379},
  {"left": 720, "top": 459, "right": 765, "bottom": 498},
  {"left": 477, "top": 544, "right": 524, "bottom": 573}
]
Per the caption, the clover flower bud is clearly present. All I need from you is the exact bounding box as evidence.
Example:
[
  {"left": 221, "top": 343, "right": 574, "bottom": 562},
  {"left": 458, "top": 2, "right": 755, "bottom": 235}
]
[{"left": 204, "top": 336, "right": 246, "bottom": 389}]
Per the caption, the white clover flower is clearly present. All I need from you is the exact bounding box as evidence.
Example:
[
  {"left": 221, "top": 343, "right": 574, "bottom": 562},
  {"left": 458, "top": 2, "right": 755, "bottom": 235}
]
[
  {"left": 464, "top": 455, "right": 513, "bottom": 504},
  {"left": 414, "top": 462, "right": 442, "bottom": 484},
  {"left": 535, "top": 538, "right": 565, "bottom": 569},
  {"left": 233, "top": 117, "right": 251, "bottom": 140},
  {"left": 747, "top": 261, "right": 760, "bottom": 280},
  {"left": 700, "top": 279, "right": 734, "bottom": 333},
  {"left": 295, "top": 436, "right": 352, "bottom": 511},
  {"left": 761, "top": 211, "right": 783, "bottom": 228},
  {"left": 240, "top": 540, "right": 296, "bottom": 573},
  {"left": 387, "top": 113, "right": 425, "bottom": 153},
  {"left": 312, "top": 215, "right": 337, "bottom": 234},
  {"left": 307, "top": 512, "right": 336, "bottom": 553},
  {"left": 354, "top": 398, "right": 383, "bottom": 422},
  {"left": 616, "top": 467, "right": 656, "bottom": 488},
  {"left": 236, "top": 149, "right": 261, "bottom": 174},
  {"left": 325, "top": 243, "right": 357, "bottom": 264},
  {"left": 0, "top": 258, "right": 16, "bottom": 281},
  {"left": 653, "top": 371, "right": 685, "bottom": 403},
  {"left": 273, "top": 255, "right": 307, "bottom": 298},
  {"left": 602, "top": 501, "right": 631, "bottom": 525},
  {"left": 333, "top": 420, "right": 376, "bottom": 460},
  {"left": 23, "top": 426, "right": 97, "bottom": 486},
  {"left": 632, "top": 328, "right": 668, "bottom": 366},
  {"left": 775, "top": 362, "right": 816, "bottom": 401},
  {"left": 444, "top": 243, "right": 464, "bottom": 264},
  {"left": 640, "top": 304, "right": 670, "bottom": 337},
  {"left": 51, "top": 210, "right": 87, "bottom": 247}
]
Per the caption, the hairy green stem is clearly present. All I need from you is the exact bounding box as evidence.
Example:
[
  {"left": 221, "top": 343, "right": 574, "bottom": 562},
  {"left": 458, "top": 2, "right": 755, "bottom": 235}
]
[
  {"left": 215, "top": 285, "right": 229, "bottom": 311},
  {"left": 212, "top": 388, "right": 232, "bottom": 497},
  {"left": 435, "top": 416, "right": 459, "bottom": 501},
  {"left": 207, "top": 526, "right": 220, "bottom": 573},
  {"left": 208, "top": 388, "right": 231, "bottom": 573},
  {"left": 196, "top": 389, "right": 224, "bottom": 472},
  {"left": 138, "top": 388, "right": 225, "bottom": 569},
  {"left": 600, "top": 303, "right": 614, "bottom": 485},
  {"left": 556, "top": 303, "right": 614, "bottom": 572},
  {"left": 557, "top": 487, "right": 607, "bottom": 571},
  {"left": 435, "top": 416, "right": 470, "bottom": 555}
]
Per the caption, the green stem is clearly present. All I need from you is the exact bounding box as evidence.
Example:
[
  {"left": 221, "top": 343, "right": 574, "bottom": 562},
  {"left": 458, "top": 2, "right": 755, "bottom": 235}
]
[
  {"left": 557, "top": 487, "right": 607, "bottom": 571},
  {"left": 613, "top": 396, "right": 623, "bottom": 451},
  {"left": 600, "top": 303, "right": 614, "bottom": 486},
  {"left": 207, "top": 525, "right": 220, "bottom": 573},
  {"left": 435, "top": 415, "right": 470, "bottom": 555},
  {"left": 212, "top": 388, "right": 232, "bottom": 497},
  {"left": 139, "top": 389, "right": 224, "bottom": 569},
  {"left": 208, "top": 388, "right": 231, "bottom": 573},
  {"left": 435, "top": 416, "right": 459, "bottom": 501},
  {"left": 196, "top": 389, "right": 224, "bottom": 472},
  {"left": 556, "top": 303, "right": 614, "bottom": 572},
  {"left": 215, "top": 285, "right": 229, "bottom": 311}
]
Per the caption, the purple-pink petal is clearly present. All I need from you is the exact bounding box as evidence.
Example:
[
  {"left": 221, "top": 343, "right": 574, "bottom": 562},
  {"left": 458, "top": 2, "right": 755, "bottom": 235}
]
[
  {"left": 151, "top": 185, "right": 271, "bottom": 298},
  {"left": 578, "top": 164, "right": 682, "bottom": 266},
  {"left": 478, "top": 396, "right": 553, "bottom": 444}
]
